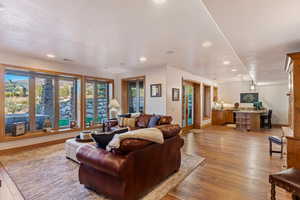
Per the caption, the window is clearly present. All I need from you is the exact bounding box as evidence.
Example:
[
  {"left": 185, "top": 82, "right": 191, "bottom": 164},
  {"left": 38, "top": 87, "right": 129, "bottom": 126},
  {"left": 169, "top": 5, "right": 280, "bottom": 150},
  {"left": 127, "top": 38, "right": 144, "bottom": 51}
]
[
  {"left": 59, "top": 79, "right": 77, "bottom": 128},
  {"left": 85, "top": 81, "right": 95, "bottom": 126},
  {"left": 5, "top": 73, "right": 30, "bottom": 134},
  {"left": 85, "top": 79, "right": 112, "bottom": 128},
  {"left": 128, "top": 80, "right": 144, "bottom": 113},
  {"left": 96, "top": 82, "right": 109, "bottom": 123},
  {"left": 4, "top": 68, "right": 81, "bottom": 135},
  {"left": 35, "top": 77, "right": 55, "bottom": 130}
]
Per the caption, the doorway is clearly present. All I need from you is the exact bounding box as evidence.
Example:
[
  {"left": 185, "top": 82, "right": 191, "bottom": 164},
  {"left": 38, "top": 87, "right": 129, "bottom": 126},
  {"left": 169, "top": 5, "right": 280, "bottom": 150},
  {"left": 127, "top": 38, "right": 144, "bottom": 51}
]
[
  {"left": 121, "top": 76, "right": 145, "bottom": 114},
  {"left": 203, "top": 84, "right": 211, "bottom": 119},
  {"left": 182, "top": 80, "right": 201, "bottom": 130}
]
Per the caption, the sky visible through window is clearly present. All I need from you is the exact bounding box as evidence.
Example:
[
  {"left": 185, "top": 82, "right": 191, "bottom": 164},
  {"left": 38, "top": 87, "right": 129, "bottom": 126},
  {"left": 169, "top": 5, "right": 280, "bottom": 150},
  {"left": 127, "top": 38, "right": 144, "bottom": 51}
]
[{"left": 5, "top": 74, "right": 28, "bottom": 81}]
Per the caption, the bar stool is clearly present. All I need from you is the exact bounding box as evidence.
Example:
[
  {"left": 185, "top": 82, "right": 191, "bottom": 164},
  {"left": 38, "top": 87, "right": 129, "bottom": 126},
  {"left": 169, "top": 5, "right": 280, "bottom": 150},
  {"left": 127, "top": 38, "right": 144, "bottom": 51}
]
[{"left": 268, "top": 136, "right": 283, "bottom": 158}]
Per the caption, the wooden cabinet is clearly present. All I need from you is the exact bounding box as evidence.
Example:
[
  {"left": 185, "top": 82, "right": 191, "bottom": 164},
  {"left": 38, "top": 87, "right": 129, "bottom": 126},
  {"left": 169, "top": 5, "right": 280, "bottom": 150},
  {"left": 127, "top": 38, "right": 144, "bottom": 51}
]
[
  {"left": 212, "top": 110, "right": 234, "bottom": 125},
  {"left": 285, "top": 52, "right": 300, "bottom": 169}
]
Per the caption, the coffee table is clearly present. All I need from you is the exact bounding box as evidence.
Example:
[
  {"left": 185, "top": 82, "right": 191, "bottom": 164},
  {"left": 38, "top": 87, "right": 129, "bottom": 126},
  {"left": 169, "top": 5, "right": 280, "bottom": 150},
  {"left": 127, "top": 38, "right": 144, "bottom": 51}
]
[
  {"left": 65, "top": 127, "right": 128, "bottom": 163},
  {"left": 65, "top": 138, "right": 94, "bottom": 163}
]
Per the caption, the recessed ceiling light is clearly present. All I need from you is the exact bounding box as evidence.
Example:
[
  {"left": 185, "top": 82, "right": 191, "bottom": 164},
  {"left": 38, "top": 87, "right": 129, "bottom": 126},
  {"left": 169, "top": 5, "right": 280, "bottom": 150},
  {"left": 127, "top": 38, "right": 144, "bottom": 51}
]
[
  {"left": 223, "top": 60, "right": 231, "bottom": 65},
  {"left": 202, "top": 41, "right": 212, "bottom": 48},
  {"left": 0, "top": 4, "right": 5, "bottom": 11},
  {"left": 139, "top": 56, "right": 147, "bottom": 63},
  {"left": 46, "top": 54, "right": 56, "bottom": 58},
  {"left": 231, "top": 69, "right": 237, "bottom": 72},
  {"left": 153, "top": 0, "right": 166, "bottom": 5}
]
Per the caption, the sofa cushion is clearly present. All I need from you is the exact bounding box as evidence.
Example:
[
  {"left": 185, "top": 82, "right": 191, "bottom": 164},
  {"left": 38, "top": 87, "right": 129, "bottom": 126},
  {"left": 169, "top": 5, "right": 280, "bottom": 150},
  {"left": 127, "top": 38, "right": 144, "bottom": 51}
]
[
  {"left": 148, "top": 115, "right": 161, "bottom": 128},
  {"left": 158, "top": 116, "right": 173, "bottom": 125},
  {"left": 136, "top": 114, "right": 152, "bottom": 128},
  {"left": 156, "top": 124, "right": 181, "bottom": 138},
  {"left": 123, "top": 118, "right": 136, "bottom": 128}
]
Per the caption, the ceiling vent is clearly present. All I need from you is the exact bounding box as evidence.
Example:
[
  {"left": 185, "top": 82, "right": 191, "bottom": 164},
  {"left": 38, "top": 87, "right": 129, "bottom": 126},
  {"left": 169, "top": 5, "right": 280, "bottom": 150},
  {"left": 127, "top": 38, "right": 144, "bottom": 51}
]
[{"left": 63, "top": 58, "right": 73, "bottom": 62}]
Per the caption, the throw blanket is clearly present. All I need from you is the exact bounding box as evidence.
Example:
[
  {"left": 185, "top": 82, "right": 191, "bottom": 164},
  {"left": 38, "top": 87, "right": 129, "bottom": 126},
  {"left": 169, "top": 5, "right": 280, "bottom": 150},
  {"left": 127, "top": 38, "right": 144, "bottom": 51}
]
[{"left": 106, "top": 128, "right": 164, "bottom": 151}]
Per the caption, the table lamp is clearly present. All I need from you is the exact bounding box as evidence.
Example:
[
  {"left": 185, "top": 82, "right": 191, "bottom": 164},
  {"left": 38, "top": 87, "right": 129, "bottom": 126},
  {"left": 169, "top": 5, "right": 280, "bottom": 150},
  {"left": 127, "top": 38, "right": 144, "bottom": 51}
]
[{"left": 109, "top": 99, "right": 120, "bottom": 119}]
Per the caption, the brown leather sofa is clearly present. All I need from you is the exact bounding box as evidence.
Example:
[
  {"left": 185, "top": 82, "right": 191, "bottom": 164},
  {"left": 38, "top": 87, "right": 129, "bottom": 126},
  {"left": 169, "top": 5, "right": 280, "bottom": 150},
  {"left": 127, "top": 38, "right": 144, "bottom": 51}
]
[{"left": 76, "top": 123, "right": 183, "bottom": 200}]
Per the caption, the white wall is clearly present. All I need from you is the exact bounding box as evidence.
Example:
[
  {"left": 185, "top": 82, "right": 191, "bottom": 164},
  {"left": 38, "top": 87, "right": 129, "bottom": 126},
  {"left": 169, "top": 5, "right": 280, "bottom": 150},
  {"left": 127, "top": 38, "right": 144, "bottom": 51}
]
[
  {"left": 116, "top": 66, "right": 218, "bottom": 126},
  {"left": 165, "top": 66, "right": 217, "bottom": 126},
  {"left": 219, "top": 81, "right": 289, "bottom": 125}
]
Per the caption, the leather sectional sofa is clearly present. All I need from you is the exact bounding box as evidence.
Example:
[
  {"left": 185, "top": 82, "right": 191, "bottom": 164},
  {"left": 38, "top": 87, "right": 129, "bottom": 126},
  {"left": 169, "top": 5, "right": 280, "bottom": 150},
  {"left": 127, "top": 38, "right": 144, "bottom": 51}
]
[{"left": 76, "top": 114, "right": 183, "bottom": 200}]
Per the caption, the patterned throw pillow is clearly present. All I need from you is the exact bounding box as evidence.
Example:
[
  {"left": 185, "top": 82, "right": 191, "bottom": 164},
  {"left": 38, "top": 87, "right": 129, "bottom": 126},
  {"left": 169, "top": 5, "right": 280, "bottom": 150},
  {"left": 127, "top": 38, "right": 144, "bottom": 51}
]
[
  {"left": 118, "top": 117, "right": 125, "bottom": 127},
  {"left": 158, "top": 116, "right": 173, "bottom": 125},
  {"left": 136, "top": 114, "right": 152, "bottom": 128},
  {"left": 123, "top": 118, "right": 136, "bottom": 128}
]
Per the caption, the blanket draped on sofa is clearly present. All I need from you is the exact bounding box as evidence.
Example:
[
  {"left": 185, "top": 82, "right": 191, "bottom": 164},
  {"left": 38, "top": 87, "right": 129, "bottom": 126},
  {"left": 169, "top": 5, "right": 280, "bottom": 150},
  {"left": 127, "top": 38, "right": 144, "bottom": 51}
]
[{"left": 106, "top": 128, "right": 164, "bottom": 151}]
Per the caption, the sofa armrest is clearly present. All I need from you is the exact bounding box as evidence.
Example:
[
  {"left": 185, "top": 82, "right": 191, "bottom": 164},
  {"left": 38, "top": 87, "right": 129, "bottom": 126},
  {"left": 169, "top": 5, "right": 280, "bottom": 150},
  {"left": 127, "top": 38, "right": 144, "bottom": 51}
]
[
  {"left": 76, "top": 145, "right": 132, "bottom": 178},
  {"left": 156, "top": 124, "right": 182, "bottom": 138}
]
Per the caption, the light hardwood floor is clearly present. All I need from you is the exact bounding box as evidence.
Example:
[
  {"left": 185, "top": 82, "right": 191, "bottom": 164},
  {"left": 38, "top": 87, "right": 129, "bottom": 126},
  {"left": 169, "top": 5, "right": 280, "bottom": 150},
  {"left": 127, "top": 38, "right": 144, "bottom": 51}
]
[
  {"left": 164, "top": 126, "right": 290, "bottom": 200},
  {"left": 0, "top": 126, "right": 292, "bottom": 200}
]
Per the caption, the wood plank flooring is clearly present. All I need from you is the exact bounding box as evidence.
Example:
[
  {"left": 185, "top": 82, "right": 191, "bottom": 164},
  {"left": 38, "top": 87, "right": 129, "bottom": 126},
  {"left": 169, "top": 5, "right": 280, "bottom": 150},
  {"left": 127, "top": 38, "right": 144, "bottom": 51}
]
[
  {"left": 0, "top": 126, "right": 292, "bottom": 200},
  {"left": 163, "top": 126, "right": 290, "bottom": 200}
]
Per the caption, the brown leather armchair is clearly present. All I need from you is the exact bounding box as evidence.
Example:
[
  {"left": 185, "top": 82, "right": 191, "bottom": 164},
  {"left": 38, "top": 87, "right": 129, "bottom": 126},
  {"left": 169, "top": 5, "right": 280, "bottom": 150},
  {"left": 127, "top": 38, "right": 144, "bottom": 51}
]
[{"left": 76, "top": 125, "right": 183, "bottom": 200}]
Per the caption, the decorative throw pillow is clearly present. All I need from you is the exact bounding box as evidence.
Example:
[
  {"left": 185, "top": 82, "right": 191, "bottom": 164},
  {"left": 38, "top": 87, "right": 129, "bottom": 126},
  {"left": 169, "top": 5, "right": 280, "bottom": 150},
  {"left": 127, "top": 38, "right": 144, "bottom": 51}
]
[
  {"left": 127, "top": 118, "right": 136, "bottom": 128},
  {"left": 123, "top": 118, "right": 129, "bottom": 127},
  {"left": 118, "top": 117, "right": 125, "bottom": 127},
  {"left": 91, "top": 128, "right": 129, "bottom": 149},
  {"left": 123, "top": 118, "right": 136, "bottom": 128},
  {"left": 148, "top": 115, "right": 161, "bottom": 128},
  {"left": 91, "top": 133, "right": 116, "bottom": 149},
  {"left": 158, "top": 116, "right": 173, "bottom": 125},
  {"left": 136, "top": 114, "right": 152, "bottom": 128}
]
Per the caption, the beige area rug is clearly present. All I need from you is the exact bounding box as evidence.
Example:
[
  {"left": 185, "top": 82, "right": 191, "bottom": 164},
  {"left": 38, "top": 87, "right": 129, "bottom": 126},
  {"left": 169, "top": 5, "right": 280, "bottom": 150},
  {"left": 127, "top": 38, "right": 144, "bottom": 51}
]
[{"left": 0, "top": 144, "right": 205, "bottom": 200}]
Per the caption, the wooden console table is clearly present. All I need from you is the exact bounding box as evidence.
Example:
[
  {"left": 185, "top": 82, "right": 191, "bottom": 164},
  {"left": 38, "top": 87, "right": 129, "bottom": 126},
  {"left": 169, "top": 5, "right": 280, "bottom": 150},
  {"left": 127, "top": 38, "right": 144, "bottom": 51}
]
[{"left": 234, "top": 110, "right": 266, "bottom": 131}]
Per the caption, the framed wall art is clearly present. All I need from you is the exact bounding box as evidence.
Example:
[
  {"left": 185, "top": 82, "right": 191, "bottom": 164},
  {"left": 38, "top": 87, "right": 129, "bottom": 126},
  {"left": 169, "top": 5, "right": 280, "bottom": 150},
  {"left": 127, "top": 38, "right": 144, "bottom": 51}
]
[
  {"left": 172, "top": 88, "right": 180, "bottom": 101},
  {"left": 150, "top": 84, "right": 162, "bottom": 97}
]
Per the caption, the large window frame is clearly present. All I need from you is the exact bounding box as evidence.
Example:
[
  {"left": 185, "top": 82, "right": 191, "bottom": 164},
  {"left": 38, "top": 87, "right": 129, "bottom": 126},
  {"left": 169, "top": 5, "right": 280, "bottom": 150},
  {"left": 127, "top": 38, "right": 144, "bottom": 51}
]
[
  {"left": 0, "top": 64, "right": 114, "bottom": 142},
  {"left": 3, "top": 67, "right": 81, "bottom": 136}
]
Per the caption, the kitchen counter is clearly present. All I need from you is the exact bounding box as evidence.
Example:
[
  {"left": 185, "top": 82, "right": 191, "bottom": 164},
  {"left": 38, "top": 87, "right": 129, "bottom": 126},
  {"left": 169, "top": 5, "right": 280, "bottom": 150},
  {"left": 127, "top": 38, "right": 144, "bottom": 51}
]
[
  {"left": 234, "top": 110, "right": 266, "bottom": 114},
  {"left": 235, "top": 110, "right": 266, "bottom": 131}
]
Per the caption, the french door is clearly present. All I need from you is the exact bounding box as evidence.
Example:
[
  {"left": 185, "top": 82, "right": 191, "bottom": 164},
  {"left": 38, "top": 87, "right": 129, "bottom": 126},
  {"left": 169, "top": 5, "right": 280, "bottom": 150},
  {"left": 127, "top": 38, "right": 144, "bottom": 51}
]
[{"left": 128, "top": 80, "right": 144, "bottom": 113}]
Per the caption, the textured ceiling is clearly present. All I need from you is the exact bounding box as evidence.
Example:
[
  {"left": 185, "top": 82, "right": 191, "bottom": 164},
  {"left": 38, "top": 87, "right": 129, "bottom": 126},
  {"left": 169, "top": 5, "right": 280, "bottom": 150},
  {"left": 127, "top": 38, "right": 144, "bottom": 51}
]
[
  {"left": 0, "top": 0, "right": 298, "bottom": 83},
  {"left": 203, "top": 0, "right": 300, "bottom": 83}
]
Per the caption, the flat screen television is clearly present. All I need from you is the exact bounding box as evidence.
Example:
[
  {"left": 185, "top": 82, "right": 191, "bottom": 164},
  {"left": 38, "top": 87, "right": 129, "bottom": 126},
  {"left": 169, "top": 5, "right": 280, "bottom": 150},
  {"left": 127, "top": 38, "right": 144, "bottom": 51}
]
[{"left": 240, "top": 93, "right": 259, "bottom": 103}]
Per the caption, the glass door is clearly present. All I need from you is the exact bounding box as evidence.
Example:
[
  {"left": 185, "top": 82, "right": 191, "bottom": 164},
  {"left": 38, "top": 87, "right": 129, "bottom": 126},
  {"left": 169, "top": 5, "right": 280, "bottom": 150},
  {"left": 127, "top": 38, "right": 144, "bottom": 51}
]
[
  {"left": 128, "top": 80, "right": 144, "bottom": 113},
  {"left": 182, "top": 82, "right": 194, "bottom": 129}
]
